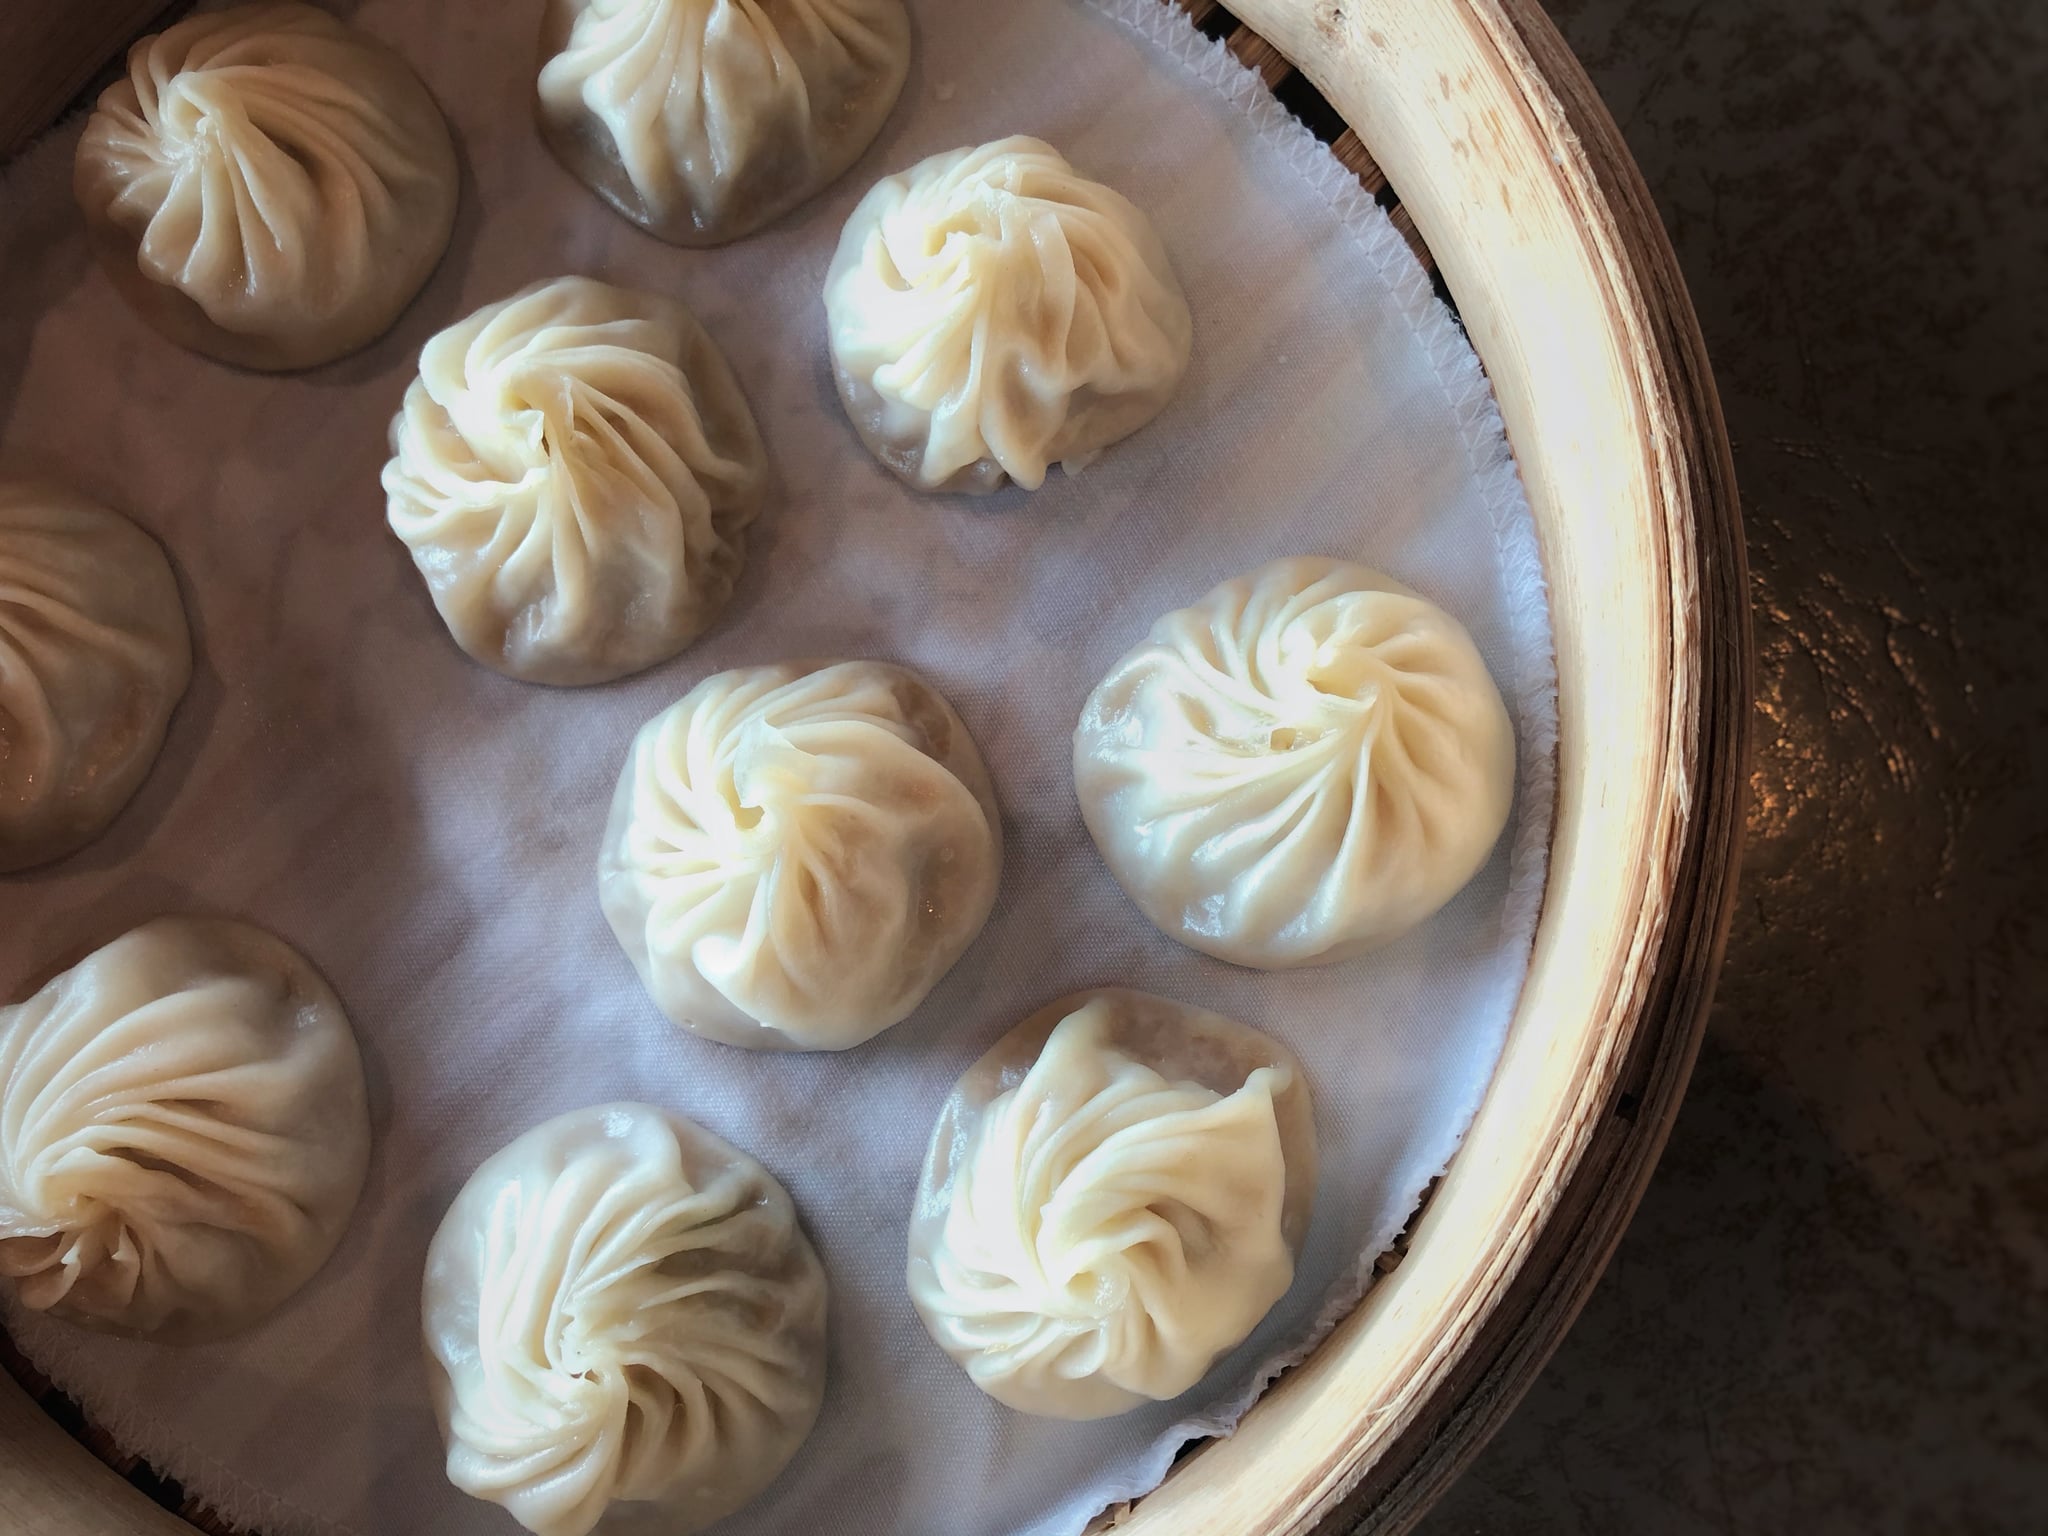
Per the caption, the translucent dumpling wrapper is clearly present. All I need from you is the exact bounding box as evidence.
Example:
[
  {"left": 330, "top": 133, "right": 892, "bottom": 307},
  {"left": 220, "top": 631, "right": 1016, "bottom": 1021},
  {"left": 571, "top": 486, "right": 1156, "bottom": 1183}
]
[
  {"left": 536, "top": 0, "right": 911, "bottom": 246},
  {"left": 1074, "top": 557, "right": 1516, "bottom": 968},
  {"left": 599, "top": 660, "right": 1002, "bottom": 1051},
  {"left": 0, "top": 477, "right": 191, "bottom": 875},
  {"left": 0, "top": 917, "right": 370, "bottom": 1341},
  {"left": 909, "top": 988, "right": 1316, "bottom": 1419},
  {"left": 383, "top": 276, "right": 768, "bottom": 686},
  {"left": 73, "top": 1, "right": 458, "bottom": 371},
  {"left": 422, "top": 1101, "right": 828, "bottom": 1536},
  {"left": 825, "top": 136, "right": 1194, "bottom": 494}
]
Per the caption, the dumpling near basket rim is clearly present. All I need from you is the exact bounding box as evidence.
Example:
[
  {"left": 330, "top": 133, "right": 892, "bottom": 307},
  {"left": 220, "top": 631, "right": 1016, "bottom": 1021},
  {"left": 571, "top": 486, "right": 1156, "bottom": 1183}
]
[
  {"left": 1073, "top": 556, "right": 1516, "bottom": 969},
  {"left": 73, "top": 0, "right": 458, "bottom": 371},
  {"left": 909, "top": 986, "right": 1317, "bottom": 1420},
  {"left": 0, "top": 916, "right": 370, "bottom": 1343}
]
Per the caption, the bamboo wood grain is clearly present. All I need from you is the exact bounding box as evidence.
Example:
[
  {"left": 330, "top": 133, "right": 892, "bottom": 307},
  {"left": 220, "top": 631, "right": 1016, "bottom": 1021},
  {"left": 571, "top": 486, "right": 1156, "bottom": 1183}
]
[
  {"left": 1228, "top": 25, "right": 1296, "bottom": 88},
  {"left": 0, "top": 1370, "right": 196, "bottom": 1535},
  {"left": 1329, "top": 131, "right": 1389, "bottom": 196},
  {"left": 1111, "top": 1, "right": 1749, "bottom": 1531},
  {"left": 0, "top": 2, "right": 1746, "bottom": 1533}
]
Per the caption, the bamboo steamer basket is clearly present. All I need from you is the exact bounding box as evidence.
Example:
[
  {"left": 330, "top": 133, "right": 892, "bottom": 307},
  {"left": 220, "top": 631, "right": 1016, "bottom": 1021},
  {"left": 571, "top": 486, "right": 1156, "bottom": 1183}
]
[{"left": 0, "top": 0, "right": 1749, "bottom": 1531}]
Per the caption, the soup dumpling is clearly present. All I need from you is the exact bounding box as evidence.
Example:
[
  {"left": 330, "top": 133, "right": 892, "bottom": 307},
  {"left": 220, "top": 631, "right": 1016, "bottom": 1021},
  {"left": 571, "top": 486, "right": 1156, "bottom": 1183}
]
[
  {"left": 423, "top": 1102, "right": 827, "bottom": 1536},
  {"left": 0, "top": 478, "right": 190, "bottom": 874},
  {"left": 599, "top": 661, "right": 1002, "bottom": 1050},
  {"left": 536, "top": 0, "right": 911, "bottom": 246},
  {"left": 825, "top": 136, "right": 1193, "bottom": 494},
  {"left": 1074, "top": 557, "right": 1515, "bottom": 968},
  {"left": 74, "top": 1, "right": 458, "bottom": 371},
  {"left": 383, "top": 277, "right": 767, "bottom": 686},
  {"left": 909, "top": 988, "right": 1316, "bottom": 1419},
  {"left": 0, "top": 917, "right": 370, "bottom": 1340}
]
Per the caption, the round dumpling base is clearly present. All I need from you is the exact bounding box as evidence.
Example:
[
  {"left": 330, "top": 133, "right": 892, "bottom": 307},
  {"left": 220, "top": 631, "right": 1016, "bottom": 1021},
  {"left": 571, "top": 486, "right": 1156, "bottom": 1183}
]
[
  {"left": 909, "top": 988, "right": 1316, "bottom": 1419},
  {"left": 0, "top": 917, "right": 370, "bottom": 1342},
  {"left": 535, "top": 0, "right": 911, "bottom": 248},
  {"left": 599, "top": 660, "right": 1003, "bottom": 1051},
  {"left": 824, "top": 136, "right": 1194, "bottom": 495},
  {"left": 422, "top": 1102, "right": 828, "bottom": 1536},
  {"left": 382, "top": 277, "right": 768, "bottom": 687},
  {"left": 1074, "top": 556, "right": 1517, "bottom": 969},
  {"left": 74, "top": 2, "right": 458, "bottom": 372},
  {"left": 0, "top": 479, "right": 191, "bottom": 875}
]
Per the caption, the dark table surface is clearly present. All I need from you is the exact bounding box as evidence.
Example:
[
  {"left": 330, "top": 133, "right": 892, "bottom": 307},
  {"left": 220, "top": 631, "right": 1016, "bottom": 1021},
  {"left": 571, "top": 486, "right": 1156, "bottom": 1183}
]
[{"left": 1418, "top": 3, "right": 2048, "bottom": 1532}]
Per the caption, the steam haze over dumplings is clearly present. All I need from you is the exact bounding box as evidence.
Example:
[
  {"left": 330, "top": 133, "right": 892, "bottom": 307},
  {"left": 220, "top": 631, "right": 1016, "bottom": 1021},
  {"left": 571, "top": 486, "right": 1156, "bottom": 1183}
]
[
  {"left": 536, "top": 0, "right": 911, "bottom": 246},
  {"left": 73, "top": 1, "right": 458, "bottom": 371},
  {"left": 384, "top": 277, "right": 767, "bottom": 686},
  {"left": 0, "top": 478, "right": 190, "bottom": 874},
  {"left": 825, "top": 136, "right": 1193, "bottom": 493},
  {"left": 422, "top": 1102, "right": 828, "bottom": 1536},
  {"left": 600, "top": 661, "right": 1003, "bottom": 1051},
  {"left": 910, "top": 989, "right": 1316, "bottom": 1419},
  {"left": 1075, "top": 558, "right": 1516, "bottom": 968},
  {"left": 0, "top": 918, "right": 369, "bottom": 1342}
]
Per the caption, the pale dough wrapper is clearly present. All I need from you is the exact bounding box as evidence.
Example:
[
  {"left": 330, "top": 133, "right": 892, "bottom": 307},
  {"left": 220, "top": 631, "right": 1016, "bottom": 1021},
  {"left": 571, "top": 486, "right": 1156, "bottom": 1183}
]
[
  {"left": 1074, "top": 557, "right": 1516, "bottom": 968},
  {"left": 824, "top": 135, "right": 1194, "bottom": 494},
  {"left": 909, "top": 988, "right": 1316, "bottom": 1420},
  {"left": 422, "top": 1102, "right": 828, "bottom": 1536},
  {"left": 73, "top": 1, "right": 458, "bottom": 372},
  {"left": 0, "top": 918, "right": 370, "bottom": 1342},
  {"left": 0, "top": 478, "right": 191, "bottom": 875},
  {"left": 599, "top": 660, "right": 1002, "bottom": 1051},
  {"left": 536, "top": 0, "right": 911, "bottom": 246},
  {"left": 383, "top": 276, "right": 767, "bottom": 687}
]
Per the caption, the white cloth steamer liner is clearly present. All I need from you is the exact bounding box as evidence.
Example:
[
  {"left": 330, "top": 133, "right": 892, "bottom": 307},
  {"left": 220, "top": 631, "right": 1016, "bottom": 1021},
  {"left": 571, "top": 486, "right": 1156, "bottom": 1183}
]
[{"left": 0, "top": 1, "right": 1557, "bottom": 1533}]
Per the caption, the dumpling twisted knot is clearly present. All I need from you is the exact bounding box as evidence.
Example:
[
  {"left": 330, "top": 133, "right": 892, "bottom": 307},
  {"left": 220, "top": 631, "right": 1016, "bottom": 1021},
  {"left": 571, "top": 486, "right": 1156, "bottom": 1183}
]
[
  {"left": 423, "top": 1103, "right": 827, "bottom": 1536},
  {"left": 383, "top": 277, "right": 766, "bottom": 686},
  {"left": 600, "top": 661, "right": 1002, "bottom": 1050},
  {"left": 74, "top": 1, "right": 457, "bottom": 369},
  {"left": 0, "top": 918, "right": 369, "bottom": 1341},
  {"left": 0, "top": 479, "right": 190, "bottom": 874},
  {"left": 826, "top": 136, "right": 1194, "bottom": 493},
  {"left": 537, "top": 0, "right": 911, "bottom": 245},
  {"left": 1075, "top": 557, "right": 1516, "bottom": 968},
  {"left": 910, "top": 998, "right": 1297, "bottom": 1419}
]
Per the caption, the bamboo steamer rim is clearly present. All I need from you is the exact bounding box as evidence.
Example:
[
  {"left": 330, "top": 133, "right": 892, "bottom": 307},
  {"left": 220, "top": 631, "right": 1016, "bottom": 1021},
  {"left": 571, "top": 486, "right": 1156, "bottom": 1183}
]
[{"left": 0, "top": 1, "right": 1749, "bottom": 1533}]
